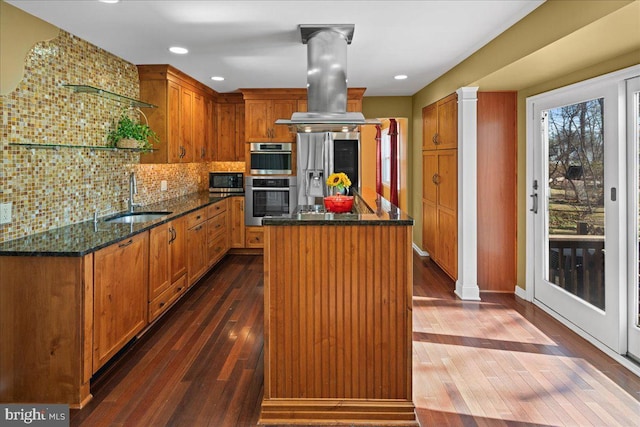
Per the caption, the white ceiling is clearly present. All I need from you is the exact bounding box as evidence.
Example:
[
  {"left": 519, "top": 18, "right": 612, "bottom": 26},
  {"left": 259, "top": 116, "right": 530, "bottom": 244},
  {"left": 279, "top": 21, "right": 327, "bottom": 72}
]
[{"left": 7, "top": 0, "right": 545, "bottom": 96}]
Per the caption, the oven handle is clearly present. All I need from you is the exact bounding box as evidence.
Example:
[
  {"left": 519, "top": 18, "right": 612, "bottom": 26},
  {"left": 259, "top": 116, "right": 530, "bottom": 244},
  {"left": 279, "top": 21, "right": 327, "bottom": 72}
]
[
  {"left": 249, "top": 187, "right": 294, "bottom": 191},
  {"left": 250, "top": 150, "right": 291, "bottom": 154}
]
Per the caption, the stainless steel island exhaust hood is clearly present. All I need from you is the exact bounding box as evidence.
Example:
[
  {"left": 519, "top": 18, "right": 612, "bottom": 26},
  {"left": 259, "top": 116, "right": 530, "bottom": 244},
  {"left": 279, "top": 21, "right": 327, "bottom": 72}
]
[{"left": 276, "top": 24, "right": 380, "bottom": 133}]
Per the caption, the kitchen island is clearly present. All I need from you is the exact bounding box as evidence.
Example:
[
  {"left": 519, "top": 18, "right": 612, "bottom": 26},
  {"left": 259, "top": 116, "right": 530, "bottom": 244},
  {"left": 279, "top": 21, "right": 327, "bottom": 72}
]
[{"left": 260, "top": 188, "right": 417, "bottom": 425}]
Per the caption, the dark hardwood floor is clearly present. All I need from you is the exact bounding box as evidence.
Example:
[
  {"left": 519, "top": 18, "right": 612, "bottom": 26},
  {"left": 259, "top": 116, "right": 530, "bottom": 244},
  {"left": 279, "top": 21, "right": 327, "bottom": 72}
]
[{"left": 71, "top": 253, "right": 640, "bottom": 426}]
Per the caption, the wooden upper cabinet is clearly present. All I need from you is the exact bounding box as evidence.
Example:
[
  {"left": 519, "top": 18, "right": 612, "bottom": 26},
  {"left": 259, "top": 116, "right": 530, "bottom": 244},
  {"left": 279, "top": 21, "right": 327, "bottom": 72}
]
[
  {"left": 243, "top": 88, "right": 366, "bottom": 143},
  {"left": 244, "top": 99, "right": 296, "bottom": 142},
  {"left": 180, "top": 87, "right": 194, "bottom": 163},
  {"left": 138, "top": 64, "right": 216, "bottom": 164},
  {"left": 204, "top": 96, "right": 216, "bottom": 161},
  {"left": 215, "top": 93, "right": 245, "bottom": 161},
  {"left": 422, "top": 93, "right": 457, "bottom": 151}
]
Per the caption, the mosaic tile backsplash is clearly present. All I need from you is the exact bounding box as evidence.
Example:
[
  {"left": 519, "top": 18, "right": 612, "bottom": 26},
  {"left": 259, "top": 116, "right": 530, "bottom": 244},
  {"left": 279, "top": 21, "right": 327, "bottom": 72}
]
[{"left": 0, "top": 30, "right": 230, "bottom": 243}]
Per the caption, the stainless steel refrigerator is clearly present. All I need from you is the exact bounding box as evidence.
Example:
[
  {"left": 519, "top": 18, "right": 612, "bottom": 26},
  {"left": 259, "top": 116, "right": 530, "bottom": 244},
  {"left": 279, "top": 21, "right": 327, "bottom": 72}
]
[{"left": 296, "top": 131, "right": 360, "bottom": 207}]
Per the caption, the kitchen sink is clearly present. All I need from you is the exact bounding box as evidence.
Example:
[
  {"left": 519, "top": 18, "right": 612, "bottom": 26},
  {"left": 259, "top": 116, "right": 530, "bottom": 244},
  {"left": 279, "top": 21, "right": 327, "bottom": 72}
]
[{"left": 105, "top": 211, "right": 172, "bottom": 223}]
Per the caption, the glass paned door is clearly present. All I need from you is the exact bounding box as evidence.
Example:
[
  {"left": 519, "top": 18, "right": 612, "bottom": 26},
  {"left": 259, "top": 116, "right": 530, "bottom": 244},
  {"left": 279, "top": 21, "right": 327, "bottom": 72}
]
[
  {"left": 544, "top": 100, "right": 605, "bottom": 310},
  {"left": 530, "top": 75, "right": 623, "bottom": 353},
  {"left": 628, "top": 76, "right": 640, "bottom": 360}
]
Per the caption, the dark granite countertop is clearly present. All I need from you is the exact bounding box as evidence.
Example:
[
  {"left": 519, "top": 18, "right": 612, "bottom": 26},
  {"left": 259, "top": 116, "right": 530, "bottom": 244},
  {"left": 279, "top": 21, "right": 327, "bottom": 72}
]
[
  {"left": 0, "top": 192, "right": 240, "bottom": 257},
  {"left": 262, "top": 187, "right": 414, "bottom": 226}
]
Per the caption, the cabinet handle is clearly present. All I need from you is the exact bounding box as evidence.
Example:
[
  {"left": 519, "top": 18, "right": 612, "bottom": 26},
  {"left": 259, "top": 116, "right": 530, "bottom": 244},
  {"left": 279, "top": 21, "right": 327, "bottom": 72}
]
[
  {"left": 169, "top": 227, "right": 176, "bottom": 244},
  {"left": 195, "top": 225, "right": 203, "bottom": 231},
  {"left": 159, "top": 302, "right": 165, "bottom": 308},
  {"left": 196, "top": 215, "right": 201, "bottom": 220},
  {"left": 215, "top": 224, "right": 222, "bottom": 229},
  {"left": 176, "top": 287, "right": 183, "bottom": 292},
  {"left": 432, "top": 173, "right": 440, "bottom": 185},
  {"left": 433, "top": 133, "right": 439, "bottom": 145},
  {"left": 118, "top": 239, "right": 133, "bottom": 248},
  {"left": 201, "top": 147, "right": 205, "bottom": 159}
]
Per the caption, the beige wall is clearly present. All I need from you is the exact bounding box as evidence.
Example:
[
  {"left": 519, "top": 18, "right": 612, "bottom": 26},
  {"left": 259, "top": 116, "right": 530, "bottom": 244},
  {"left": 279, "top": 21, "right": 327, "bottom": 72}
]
[{"left": 409, "top": 0, "right": 639, "bottom": 290}]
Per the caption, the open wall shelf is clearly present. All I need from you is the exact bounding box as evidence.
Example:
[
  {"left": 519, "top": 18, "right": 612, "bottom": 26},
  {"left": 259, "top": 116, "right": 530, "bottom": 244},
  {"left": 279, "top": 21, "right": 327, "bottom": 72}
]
[{"left": 63, "top": 84, "right": 157, "bottom": 109}]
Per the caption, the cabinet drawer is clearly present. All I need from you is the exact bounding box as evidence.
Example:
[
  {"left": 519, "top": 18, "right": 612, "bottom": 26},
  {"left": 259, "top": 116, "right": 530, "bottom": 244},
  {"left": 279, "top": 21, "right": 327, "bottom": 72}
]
[
  {"left": 207, "top": 212, "right": 227, "bottom": 240},
  {"left": 186, "top": 208, "right": 207, "bottom": 229},
  {"left": 208, "top": 232, "right": 229, "bottom": 266},
  {"left": 246, "top": 226, "right": 264, "bottom": 248},
  {"left": 207, "top": 200, "right": 227, "bottom": 219},
  {"left": 148, "top": 274, "right": 187, "bottom": 322}
]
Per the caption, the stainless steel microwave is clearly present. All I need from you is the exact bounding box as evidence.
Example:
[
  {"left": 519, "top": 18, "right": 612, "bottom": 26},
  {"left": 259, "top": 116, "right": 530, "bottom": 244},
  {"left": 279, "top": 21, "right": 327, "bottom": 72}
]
[
  {"left": 209, "top": 172, "right": 244, "bottom": 193},
  {"left": 249, "top": 143, "right": 292, "bottom": 175}
]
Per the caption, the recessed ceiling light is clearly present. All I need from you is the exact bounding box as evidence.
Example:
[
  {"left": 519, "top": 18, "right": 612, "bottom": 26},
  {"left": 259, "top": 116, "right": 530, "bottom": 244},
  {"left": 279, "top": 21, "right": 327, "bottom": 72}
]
[
  {"left": 169, "top": 46, "right": 189, "bottom": 54},
  {"left": 394, "top": 74, "right": 408, "bottom": 80},
  {"left": 211, "top": 76, "right": 225, "bottom": 81},
  {"left": 98, "top": 0, "right": 120, "bottom": 4}
]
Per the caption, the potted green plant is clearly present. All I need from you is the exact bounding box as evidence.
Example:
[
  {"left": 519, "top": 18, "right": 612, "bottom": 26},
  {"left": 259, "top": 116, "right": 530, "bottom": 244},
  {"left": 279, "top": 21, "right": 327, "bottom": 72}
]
[{"left": 107, "top": 109, "right": 159, "bottom": 150}]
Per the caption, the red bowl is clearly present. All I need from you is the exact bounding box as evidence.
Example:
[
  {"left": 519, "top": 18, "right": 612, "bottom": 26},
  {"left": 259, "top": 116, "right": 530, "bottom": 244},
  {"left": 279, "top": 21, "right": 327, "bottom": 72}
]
[{"left": 323, "top": 195, "right": 354, "bottom": 213}]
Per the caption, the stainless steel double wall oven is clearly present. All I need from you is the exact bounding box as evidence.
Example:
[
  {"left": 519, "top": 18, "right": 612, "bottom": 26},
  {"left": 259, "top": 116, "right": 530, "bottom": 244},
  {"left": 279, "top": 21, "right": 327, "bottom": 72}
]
[{"left": 245, "top": 142, "right": 297, "bottom": 226}]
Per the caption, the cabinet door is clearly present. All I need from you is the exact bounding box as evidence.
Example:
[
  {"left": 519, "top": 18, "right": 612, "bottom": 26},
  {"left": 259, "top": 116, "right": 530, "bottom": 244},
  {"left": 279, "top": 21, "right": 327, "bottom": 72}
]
[
  {"left": 246, "top": 226, "right": 264, "bottom": 248},
  {"left": 149, "top": 223, "right": 171, "bottom": 301},
  {"left": 170, "top": 216, "right": 187, "bottom": 284},
  {"left": 422, "top": 200, "right": 437, "bottom": 258},
  {"left": 422, "top": 151, "right": 438, "bottom": 204},
  {"left": 230, "top": 197, "right": 245, "bottom": 248},
  {"left": 193, "top": 92, "right": 206, "bottom": 161},
  {"left": 437, "top": 208, "right": 458, "bottom": 279},
  {"left": 422, "top": 103, "right": 438, "bottom": 151},
  {"left": 187, "top": 220, "right": 208, "bottom": 286},
  {"left": 235, "top": 103, "right": 245, "bottom": 160},
  {"left": 216, "top": 103, "right": 236, "bottom": 161},
  {"left": 168, "top": 81, "right": 182, "bottom": 163},
  {"left": 245, "top": 100, "right": 270, "bottom": 142},
  {"left": 93, "top": 232, "right": 148, "bottom": 372},
  {"left": 436, "top": 94, "right": 458, "bottom": 149},
  {"left": 180, "top": 87, "right": 194, "bottom": 162},
  {"left": 271, "top": 99, "right": 297, "bottom": 142},
  {"left": 437, "top": 150, "right": 457, "bottom": 211},
  {"left": 204, "top": 96, "right": 215, "bottom": 161}
]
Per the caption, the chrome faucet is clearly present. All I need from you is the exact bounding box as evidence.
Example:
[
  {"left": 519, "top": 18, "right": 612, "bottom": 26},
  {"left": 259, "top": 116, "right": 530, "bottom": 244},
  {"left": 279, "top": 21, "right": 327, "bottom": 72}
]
[{"left": 128, "top": 171, "right": 139, "bottom": 212}]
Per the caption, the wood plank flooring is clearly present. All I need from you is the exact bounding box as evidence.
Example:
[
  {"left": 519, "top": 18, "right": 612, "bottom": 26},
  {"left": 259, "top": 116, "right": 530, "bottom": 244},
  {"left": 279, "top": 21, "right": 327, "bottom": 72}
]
[{"left": 70, "top": 253, "right": 640, "bottom": 426}]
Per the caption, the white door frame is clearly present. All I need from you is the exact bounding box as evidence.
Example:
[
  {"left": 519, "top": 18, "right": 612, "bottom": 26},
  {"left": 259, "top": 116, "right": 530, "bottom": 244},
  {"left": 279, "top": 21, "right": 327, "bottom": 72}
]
[{"left": 525, "top": 65, "right": 640, "bottom": 375}]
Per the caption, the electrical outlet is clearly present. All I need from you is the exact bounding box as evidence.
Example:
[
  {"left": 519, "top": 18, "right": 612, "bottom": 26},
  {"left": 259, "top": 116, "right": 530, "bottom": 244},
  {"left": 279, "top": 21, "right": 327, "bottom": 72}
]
[
  {"left": 0, "top": 202, "right": 12, "bottom": 224},
  {"left": 160, "top": 180, "right": 168, "bottom": 191}
]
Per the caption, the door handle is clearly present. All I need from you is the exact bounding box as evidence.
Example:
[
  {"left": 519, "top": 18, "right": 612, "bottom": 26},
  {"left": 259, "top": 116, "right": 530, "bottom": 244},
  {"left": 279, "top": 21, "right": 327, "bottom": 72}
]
[
  {"left": 530, "top": 193, "right": 538, "bottom": 214},
  {"left": 432, "top": 173, "right": 440, "bottom": 185}
]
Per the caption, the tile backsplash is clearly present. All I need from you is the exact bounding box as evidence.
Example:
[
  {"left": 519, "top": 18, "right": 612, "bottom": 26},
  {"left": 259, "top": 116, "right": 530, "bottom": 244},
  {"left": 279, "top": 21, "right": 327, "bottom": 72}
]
[{"left": 0, "top": 30, "right": 242, "bottom": 243}]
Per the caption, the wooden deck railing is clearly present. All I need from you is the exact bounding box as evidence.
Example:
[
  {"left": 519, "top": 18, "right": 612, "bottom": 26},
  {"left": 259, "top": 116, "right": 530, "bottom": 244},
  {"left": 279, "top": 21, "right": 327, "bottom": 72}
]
[{"left": 548, "top": 235, "right": 605, "bottom": 310}]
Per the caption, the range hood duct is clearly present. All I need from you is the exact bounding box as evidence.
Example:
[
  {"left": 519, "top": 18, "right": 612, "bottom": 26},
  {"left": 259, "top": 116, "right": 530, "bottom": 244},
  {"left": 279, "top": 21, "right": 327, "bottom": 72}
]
[{"left": 276, "top": 24, "right": 380, "bottom": 133}]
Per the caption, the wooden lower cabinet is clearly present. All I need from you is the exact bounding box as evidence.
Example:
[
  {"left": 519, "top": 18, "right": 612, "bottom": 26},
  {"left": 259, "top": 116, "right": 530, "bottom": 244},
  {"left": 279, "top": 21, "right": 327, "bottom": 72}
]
[
  {"left": 207, "top": 199, "right": 229, "bottom": 266},
  {"left": 261, "top": 224, "right": 417, "bottom": 425},
  {"left": 422, "top": 149, "right": 457, "bottom": 279},
  {"left": 245, "top": 226, "right": 264, "bottom": 248},
  {"left": 187, "top": 208, "right": 209, "bottom": 286},
  {"left": 93, "top": 232, "right": 149, "bottom": 372},
  {"left": 148, "top": 217, "right": 188, "bottom": 321},
  {"left": 0, "top": 199, "right": 237, "bottom": 407},
  {"left": 0, "top": 255, "right": 94, "bottom": 407},
  {"left": 230, "top": 196, "right": 245, "bottom": 248}
]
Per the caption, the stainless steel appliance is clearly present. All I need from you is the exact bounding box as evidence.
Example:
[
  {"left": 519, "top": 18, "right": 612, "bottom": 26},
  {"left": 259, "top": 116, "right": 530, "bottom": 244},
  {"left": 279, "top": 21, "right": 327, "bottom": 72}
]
[
  {"left": 249, "top": 143, "right": 292, "bottom": 175},
  {"left": 296, "top": 132, "right": 359, "bottom": 206},
  {"left": 209, "top": 172, "right": 244, "bottom": 193},
  {"left": 245, "top": 176, "right": 297, "bottom": 226},
  {"left": 275, "top": 25, "right": 380, "bottom": 133}
]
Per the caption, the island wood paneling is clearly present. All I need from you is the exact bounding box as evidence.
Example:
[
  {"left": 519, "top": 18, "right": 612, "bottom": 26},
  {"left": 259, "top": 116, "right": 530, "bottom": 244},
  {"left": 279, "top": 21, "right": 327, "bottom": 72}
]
[
  {"left": 0, "top": 255, "right": 93, "bottom": 407},
  {"left": 261, "top": 224, "right": 417, "bottom": 425},
  {"left": 477, "top": 92, "right": 517, "bottom": 292}
]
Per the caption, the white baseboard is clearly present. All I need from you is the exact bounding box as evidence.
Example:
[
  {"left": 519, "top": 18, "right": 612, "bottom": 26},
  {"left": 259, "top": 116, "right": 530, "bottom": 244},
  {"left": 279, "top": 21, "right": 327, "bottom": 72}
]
[
  {"left": 514, "top": 285, "right": 528, "bottom": 301},
  {"left": 412, "top": 243, "right": 428, "bottom": 257}
]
